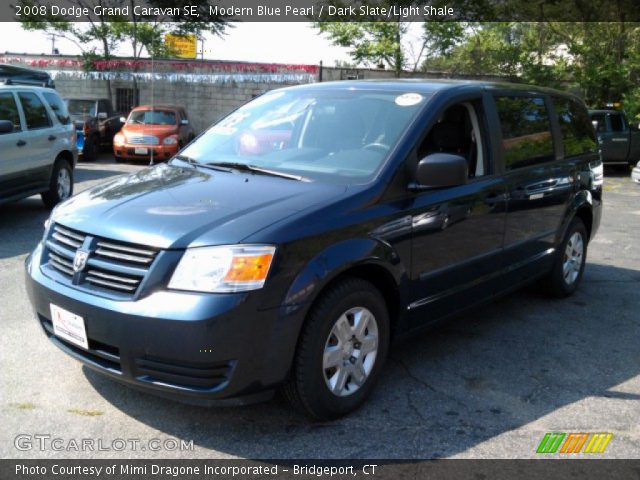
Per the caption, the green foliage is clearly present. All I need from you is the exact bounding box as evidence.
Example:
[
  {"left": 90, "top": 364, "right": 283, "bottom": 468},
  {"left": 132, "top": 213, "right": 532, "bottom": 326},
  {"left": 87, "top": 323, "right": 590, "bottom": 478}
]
[
  {"left": 418, "top": 21, "right": 640, "bottom": 120},
  {"left": 17, "top": 0, "right": 227, "bottom": 62},
  {"left": 318, "top": 22, "right": 407, "bottom": 75}
]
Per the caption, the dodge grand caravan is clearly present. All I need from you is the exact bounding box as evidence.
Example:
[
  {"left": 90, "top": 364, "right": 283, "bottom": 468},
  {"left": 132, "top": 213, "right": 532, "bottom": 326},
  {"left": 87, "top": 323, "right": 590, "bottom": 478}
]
[{"left": 26, "top": 81, "right": 602, "bottom": 419}]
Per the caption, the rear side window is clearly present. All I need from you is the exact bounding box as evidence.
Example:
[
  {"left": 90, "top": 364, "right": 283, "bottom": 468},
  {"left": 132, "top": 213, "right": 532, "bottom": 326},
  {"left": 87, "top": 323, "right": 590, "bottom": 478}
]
[
  {"left": 553, "top": 97, "right": 597, "bottom": 157},
  {"left": 609, "top": 113, "right": 626, "bottom": 132},
  {"left": 495, "top": 96, "right": 554, "bottom": 169},
  {"left": 18, "top": 92, "right": 52, "bottom": 129},
  {"left": 0, "top": 92, "right": 21, "bottom": 132},
  {"left": 43, "top": 91, "right": 71, "bottom": 125}
]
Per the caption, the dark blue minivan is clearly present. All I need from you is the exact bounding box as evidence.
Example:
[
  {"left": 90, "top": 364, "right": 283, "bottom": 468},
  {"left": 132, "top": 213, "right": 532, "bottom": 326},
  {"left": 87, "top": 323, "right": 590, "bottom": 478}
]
[{"left": 26, "top": 80, "right": 603, "bottom": 419}]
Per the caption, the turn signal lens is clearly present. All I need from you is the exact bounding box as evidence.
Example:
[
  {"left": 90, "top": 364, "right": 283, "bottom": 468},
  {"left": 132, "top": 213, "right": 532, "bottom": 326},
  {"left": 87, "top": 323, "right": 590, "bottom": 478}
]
[{"left": 224, "top": 253, "right": 274, "bottom": 283}]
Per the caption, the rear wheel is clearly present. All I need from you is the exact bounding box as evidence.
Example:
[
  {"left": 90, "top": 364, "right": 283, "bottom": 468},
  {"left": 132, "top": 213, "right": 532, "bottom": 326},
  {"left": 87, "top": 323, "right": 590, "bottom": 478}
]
[
  {"left": 41, "top": 159, "right": 73, "bottom": 208},
  {"left": 542, "top": 218, "right": 588, "bottom": 297},
  {"left": 282, "top": 277, "right": 389, "bottom": 420}
]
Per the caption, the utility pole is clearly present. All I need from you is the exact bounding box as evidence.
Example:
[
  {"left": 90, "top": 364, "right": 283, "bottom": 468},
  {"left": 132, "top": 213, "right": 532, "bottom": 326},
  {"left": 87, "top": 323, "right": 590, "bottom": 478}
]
[{"left": 48, "top": 34, "right": 58, "bottom": 55}]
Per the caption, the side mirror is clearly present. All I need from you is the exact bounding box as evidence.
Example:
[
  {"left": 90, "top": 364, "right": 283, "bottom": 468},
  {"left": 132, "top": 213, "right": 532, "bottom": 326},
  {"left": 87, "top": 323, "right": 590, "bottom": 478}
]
[
  {"left": 119, "top": 117, "right": 127, "bottom": 123},
  {"left": 411, "top": 153, "right": 468, "bottom": 189},
  {"left": 98, "top": 112, "right": 107, "bottom": 120},
  {"left": 0, "top": 120, "right": 13, "bottom": 134},
  {"left": 180, "top": 119, "right": 189, "bottom": 125}
]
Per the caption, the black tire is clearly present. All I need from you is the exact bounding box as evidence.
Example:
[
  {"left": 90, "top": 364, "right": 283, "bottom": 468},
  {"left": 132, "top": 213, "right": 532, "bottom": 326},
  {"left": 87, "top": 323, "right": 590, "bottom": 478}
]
[
  {"left": 542, "top": 218, "right": 588, "bottom": 297},
  {"left": 41, "top": 159, "right": 73, "bottom": 209},
  {"left": 82, "top": 135, "right": 98, "bottom": 161},
  {"left": 114, "top": 156, "right": 124, "bottom": 163},
  {"left": 282, "top": 277, "right": 390, "bottom": 420}
]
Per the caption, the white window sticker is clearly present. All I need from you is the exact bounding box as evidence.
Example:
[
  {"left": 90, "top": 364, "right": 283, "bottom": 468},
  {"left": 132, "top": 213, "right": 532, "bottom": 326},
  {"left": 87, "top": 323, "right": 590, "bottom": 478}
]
[{"left": 395, "top": 93, "right": 423, "bottom": 106}]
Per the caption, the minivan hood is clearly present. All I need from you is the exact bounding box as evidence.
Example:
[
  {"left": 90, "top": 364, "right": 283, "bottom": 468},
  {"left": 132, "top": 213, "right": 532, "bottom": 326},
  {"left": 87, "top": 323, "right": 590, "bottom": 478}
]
[{"left": 52, "top": 163, "right": 347, "bottom": 249}]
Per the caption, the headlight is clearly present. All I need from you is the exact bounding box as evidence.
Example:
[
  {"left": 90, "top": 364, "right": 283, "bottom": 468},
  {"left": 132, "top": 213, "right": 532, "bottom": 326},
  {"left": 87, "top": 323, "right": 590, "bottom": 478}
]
[
  {"left": 163, "top": 135, "right": 178, "bottom": 145},
  {"left": 113, "top": 133, "right": 125, "bottom": 145},
  {"left": 168, "top": 245, "right": 276, "bottom": 293}
]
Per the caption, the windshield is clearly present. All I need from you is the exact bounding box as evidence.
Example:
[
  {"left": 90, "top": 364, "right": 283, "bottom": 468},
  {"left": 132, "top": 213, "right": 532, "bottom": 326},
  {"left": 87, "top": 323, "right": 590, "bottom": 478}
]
[
  {"left": 66, "top": 99, "right": 95, "bottom": 116},
  {"left": 128, "top": 110, "right": 177, "bottom": 125},
  {"left": 178, "top": 89, "right": 429, "bottom": 184}
]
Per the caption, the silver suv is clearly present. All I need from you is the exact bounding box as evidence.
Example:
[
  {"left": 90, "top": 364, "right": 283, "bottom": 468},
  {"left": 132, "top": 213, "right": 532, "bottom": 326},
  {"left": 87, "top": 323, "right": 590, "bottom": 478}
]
[{"left": 0, "top": 86, "right": 77, "bottom": 208}]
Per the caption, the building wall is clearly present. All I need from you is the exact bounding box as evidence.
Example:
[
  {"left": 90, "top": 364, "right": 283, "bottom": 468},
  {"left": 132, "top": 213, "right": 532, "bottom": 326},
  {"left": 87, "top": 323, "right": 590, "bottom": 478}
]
[
  {"left": 53, "top": 74, "right": 295, "bottom": 134},
  {"left": 1, "top": 54, "right": 513, "bottom": 134}
]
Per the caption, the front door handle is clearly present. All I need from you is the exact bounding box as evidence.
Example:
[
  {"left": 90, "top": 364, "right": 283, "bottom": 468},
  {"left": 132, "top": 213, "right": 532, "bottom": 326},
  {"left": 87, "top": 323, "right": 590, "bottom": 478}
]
[
  {"left": 16, "top": 140, "right": 26, "bottom": 147},
  {"left": 48, "top": 135, "right": 56, "bottom": 141}
]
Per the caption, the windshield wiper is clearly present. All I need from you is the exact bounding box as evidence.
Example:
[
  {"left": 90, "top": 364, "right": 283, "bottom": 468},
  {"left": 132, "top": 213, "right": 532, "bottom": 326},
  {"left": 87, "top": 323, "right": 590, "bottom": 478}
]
[
  {"left": 206, "top": 162, "right": 309, "bottom": 181},
  {"left": 173, "top": 155, "right": 234, "bottom": 172}
]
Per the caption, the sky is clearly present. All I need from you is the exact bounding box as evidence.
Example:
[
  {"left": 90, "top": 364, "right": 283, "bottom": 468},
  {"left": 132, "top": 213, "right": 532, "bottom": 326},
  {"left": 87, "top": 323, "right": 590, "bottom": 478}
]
[{"left": 3, "top": 22, "right": 355, "bottom": 66}]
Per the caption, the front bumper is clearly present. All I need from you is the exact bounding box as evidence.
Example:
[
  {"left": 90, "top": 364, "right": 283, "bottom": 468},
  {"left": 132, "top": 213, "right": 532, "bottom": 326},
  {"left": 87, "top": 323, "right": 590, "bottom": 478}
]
[
  {"left": 114, "top": 143, "right": 178, "bottom": 161},
  {"left": 25, "top": 242, "right": 305, "bottom": 406},
  {"left": 632, "top": 165, "right": 640, "bottom": 184}
]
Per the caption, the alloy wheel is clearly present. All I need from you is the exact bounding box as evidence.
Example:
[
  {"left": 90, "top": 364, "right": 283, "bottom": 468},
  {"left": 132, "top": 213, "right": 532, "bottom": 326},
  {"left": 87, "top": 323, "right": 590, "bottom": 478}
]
[
  {"left": 563, "top": 231, "right": 584, "bottom": 285},
  {"left": 322, "top": 307, "right": 379, "bottom": 397},
  {"left": 57, "top": 168, "right": 71, "bottom": 200}
]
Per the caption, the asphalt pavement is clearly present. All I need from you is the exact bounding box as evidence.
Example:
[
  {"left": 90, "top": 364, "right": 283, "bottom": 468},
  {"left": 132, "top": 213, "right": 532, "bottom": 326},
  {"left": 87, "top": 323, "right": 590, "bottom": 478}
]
[{"left": 1, "top": 156, "right": 639, "bottom": 459}]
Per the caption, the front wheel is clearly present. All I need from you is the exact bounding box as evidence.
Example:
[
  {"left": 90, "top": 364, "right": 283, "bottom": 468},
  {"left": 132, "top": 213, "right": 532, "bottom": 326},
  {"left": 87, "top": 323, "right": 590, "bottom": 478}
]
[
  {"left": 41, "top": 159, "right": 73, "bottom": 208},
  {"left": 282, "top": 277, "right": 389, "bottom": 420},
  {"left": 542, "top": 218, "right": 588, "bottom": 297}
]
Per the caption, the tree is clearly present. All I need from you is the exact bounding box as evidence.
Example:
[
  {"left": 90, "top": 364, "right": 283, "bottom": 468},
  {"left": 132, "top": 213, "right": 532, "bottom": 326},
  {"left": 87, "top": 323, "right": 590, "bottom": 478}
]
[
  {"left": 317, "top": 22, "right": 409, "bottom": 76},
  {"left": 17, "top": 0, "right": 228, "bottom": 104}
]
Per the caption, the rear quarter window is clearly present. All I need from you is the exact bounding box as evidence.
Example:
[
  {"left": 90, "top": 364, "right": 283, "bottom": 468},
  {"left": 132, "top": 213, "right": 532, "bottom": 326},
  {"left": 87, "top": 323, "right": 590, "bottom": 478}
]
[
  {"left": 43, "top": 91, "right": 71, "bottom": 125},
  {"left": 553, "top": 98, "right": 597, "bottom": 157},
  {"left": 495, "top": 96, "right": 554, "bottom": 170},
  {"left": 18, "top": 92, "right": 52, "bottom": 129}
]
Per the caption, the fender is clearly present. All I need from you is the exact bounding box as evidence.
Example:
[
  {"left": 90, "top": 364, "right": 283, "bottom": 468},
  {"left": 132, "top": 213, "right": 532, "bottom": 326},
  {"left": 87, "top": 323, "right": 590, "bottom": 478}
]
[
  {"left": 557, "top": 188, "right": 594, "bottom": 244},
  {"left": 258, "top": 237, "right": 408, "bottom": 387},
  {"left": 283, "top": 237, "right": 407, "bottom": 309}
]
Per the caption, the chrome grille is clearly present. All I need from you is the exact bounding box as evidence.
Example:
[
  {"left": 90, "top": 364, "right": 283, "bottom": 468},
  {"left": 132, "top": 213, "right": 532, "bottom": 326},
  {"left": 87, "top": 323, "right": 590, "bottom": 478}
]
[
  {"left": 95, "top": 241, "right": 156, "bottom": 265},
  {"left": 44, "top": 224, "right": 159, "bottom": 297},
  {"left": 127, "top": 134, "right": 158, "bottom": 145},
  {"left": 51, "top": 224, "right": 86, "bottom": 249},
  {"left": 86, "top": 268, "right": 140, "bottom": 292}
]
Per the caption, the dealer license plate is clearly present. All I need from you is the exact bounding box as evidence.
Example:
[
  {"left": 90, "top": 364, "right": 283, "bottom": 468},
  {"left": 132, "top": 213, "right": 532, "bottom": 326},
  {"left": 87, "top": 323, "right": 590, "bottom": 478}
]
[{"left": 50, "top": 304, "right": 88, "bottom": 350}]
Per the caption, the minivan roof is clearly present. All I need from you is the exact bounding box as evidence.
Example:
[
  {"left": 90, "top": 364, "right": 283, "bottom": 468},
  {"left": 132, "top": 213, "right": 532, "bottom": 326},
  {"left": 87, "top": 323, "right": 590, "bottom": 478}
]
[{"left": 284, "top": 79, "right": 580, "bottom": 99}]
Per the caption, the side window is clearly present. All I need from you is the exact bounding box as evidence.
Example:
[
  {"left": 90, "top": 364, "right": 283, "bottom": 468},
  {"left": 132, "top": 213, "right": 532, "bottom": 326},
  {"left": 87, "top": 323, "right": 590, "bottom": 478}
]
[
  {"left": 608, "top": 113, "right": 626, "bottom": 132},
  {"left": 17, "top": 92, "right": 52, "bottom": 129},
  {"left": 553, "top": 97, "right": 597, "bottom": 157},
  {"left": 43, "top": 91, "right": 71, "bottom": 125},
  {"left": 417, "top": 100, "right": 489, "bottom": 178},
  {"left": 495, "top": 96, "right": 554, "bottom": 170},
  {"left": 0, "top": 92, "right": 21, "bottom": 132},
  {"left": 591, "top": 113, "right": 607, "bottom": 132}
]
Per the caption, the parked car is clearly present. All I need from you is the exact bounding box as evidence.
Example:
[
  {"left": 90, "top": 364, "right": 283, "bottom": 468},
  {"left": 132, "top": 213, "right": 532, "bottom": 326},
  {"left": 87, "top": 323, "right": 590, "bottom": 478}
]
[
  {"left": 113, "top": 105, "right": 195, "bottom": 162},
  {"left": 0, "top": 64, "right": 55, "bottom": 89},
  {"left": 65, "top": 97, "right": 123, "bottom": 161},
  {"left": 589, "top": 109, "right": 640, "bottom": 167},
  {"left": 26, "top": 80, "right": 602, "bottom": 419},
  {"left": 632, "top": 160, "right": 640, "bottom": 184},
  {"left": 0, "top": 85, "right": 76, "bottom": 207}
]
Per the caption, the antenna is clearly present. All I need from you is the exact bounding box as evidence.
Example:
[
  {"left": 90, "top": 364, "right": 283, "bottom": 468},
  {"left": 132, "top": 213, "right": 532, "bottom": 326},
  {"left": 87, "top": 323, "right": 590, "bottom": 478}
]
[{"left": 149, "top": 37, "right": 155, "bottom": 167}]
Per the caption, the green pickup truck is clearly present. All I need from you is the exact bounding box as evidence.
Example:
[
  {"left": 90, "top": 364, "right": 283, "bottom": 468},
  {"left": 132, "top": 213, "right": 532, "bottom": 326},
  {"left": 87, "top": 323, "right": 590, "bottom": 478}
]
[{"left": 589, "top": 109, "right": 640, "bottom": 167}]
